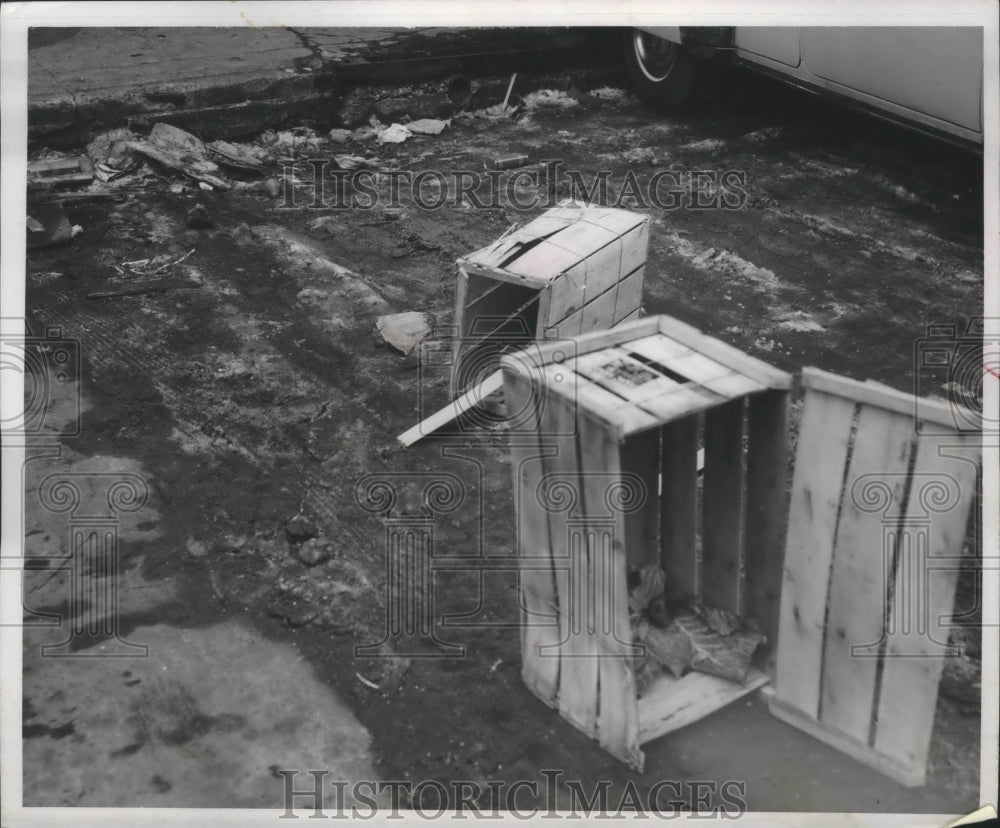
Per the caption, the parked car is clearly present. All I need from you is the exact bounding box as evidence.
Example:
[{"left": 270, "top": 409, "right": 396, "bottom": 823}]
[{"left": 625, "top": 27, "right": 983, "bottom": 149}]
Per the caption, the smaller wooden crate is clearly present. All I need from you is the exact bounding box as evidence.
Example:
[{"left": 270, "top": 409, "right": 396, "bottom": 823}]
[
  {"left": 450, "top": 201, "right": 650, "bottom": 397},
  {"left": 501, "top": 315, "right": 793, "bottom": 771},
  {"left": 770, "top": 367, "right": 981, "bottom": 787}
]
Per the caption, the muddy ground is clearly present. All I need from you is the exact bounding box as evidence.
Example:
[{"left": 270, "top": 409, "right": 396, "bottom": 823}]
[{"left": 22, "top": 67, "right": 984, "bottom": 813}]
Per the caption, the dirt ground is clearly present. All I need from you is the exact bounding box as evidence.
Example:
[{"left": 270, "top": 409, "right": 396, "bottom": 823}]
[{"left": 22, "top": 68, "right": 984, "bottom": 812}]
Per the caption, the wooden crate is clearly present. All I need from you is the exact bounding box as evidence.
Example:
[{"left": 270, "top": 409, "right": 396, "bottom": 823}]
[
  {"left": 769, "top": 367, "right": 981, "bottom": 787},
  {"left": 450, "top": 201, "right": 650, "bottom": 397},
  {"left": 500, "top": 314, "right": 794, "bottom": 771}
]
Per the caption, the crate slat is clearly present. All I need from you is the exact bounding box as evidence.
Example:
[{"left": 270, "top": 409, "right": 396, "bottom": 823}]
[
  {"left": 613, "top": 265, "right": 644, "bottom": 324},
  {"left": 634, "top": 384, "right": 724, "bottom": 428},
  {"left": 547, "top": 260, "right": 587, "bottom": 323},
  {"left": 540, "top": 363, "right": 660, "bottom": 438},
  {"left": 581, "top": 284, "right": 620, "bottom": 335},
  {"left": 873, "top": 431, "right": 979, "bottom": 780},
  {"left": 660, "top": 415, "right": 700, "bottom": 599},
  {"left": 820, "top": 404, "right": 914, "bottom": 742},
  {"left": 573, "top": 349, "right": 685, "bottom": 404},
  {"left": 638, "top": 667, "right": 770, "bottom": 744},
  {"left": 701, "top": 399, "right": 745, "bottom": 614},
  {"left": 622, "top": 333, "right": 693, "bottom": 365},
  {"left": 620, "top": 426, "right": 661, "bottom": 569},
  {"left": 504, "top": 365, "right": 561, "bottom": 703},
  {"left": 774, "top": 390, "right": 856, "bottom": 717},
  {"left": 743, "top": 391, "right": 790, "bottom": 658},
  {"left": 539, "top": 392, "right": 597, "bottom": 734},
  {"left": 577, "top": 414, "right": 643, "bottom": 770},
  {"left": 698, "top": 372, "right": 767, "bottom": 399}
]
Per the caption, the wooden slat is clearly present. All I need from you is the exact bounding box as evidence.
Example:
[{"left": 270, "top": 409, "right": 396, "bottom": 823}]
[
  {"left": 623, "top": 333, "right": 693, "bottom": 365},
  {"left": 743, "top": 391, "right": 790, "bottom": 660},
  {"left": 619, "top": 221, "right": 650, "bottom": 277},
  {"left": 620, "top": 426, "right": 661, "bottom": 569},
  {"left": 539, "top": 393, "right": 597, "bottom": 735},
  {"left": 656, "top": 315, "right": 793, "bottom": 389},
  {"left": 545, "top": 260, "right": 587, "bottom": 324},
  {"left": 580, "top": 283, "right": 619, "bottom": 335},
  {"left": 633, "top": 384, "right": 724, "bottom": 428},
  {"left": 800, "top": 366, "right": 979, "bottom": 431},
  {"left": 527, "top": 316, "right": 662, "bottom": 366},
  {"left": 873, "top": 432, "right": 979, "bottom": 779},
  {"left": 774, "top": 389, "right": 856, "bottom": 717},
  {"left": 768, "top": 696, "right": 925, "bottom": 787},
  {"left": 580, "top": 236, "right": 623, "bottom": 297},
  {"left": 539, "top": 363, "right": 660, "bottom": 439},
  {"left": 502, "top": 366, "right": 561, "bottom": 703},
  {"left": 638, "top": 667, "right": 769, "bottom": 744},
  {"left": 660, "top": 415, "right": 699, "bottom": 599},
  {"left": 820, "top": 405, "right": 915, "bottom": 742},
  {"left": 698, "top": 372, "right": 767, "bottom": 399},
  {"left": 449, "top": 268, "right": 470, "bottom": 398},
  {"left": 701, "top": 399, "right": 745, "bottom": 614},
  {"left": 613, "top": 265, "right": 645, "bottom": 324},
  {"left": 577, "top": 412, "right": 643, "bottom": 770},
  {"left": 397, "top": 370, "right": 504, "bottom": 446},
  {"left": 654, "top": 350, "right": 732, "bottom": 384}
]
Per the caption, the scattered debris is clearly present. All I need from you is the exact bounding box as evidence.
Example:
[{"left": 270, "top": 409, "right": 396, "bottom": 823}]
[
  {"left": 263, "top": 177, "right": 282, "bottom": 198},
  {"left": 71, "top": 224, "right": 84, "bottom": 238},
  {"left": 115, "top": 248, "right": 195, "bottom": 277},
  {"left": 297, "top": 538, "right": 336, "bottom": 567},
  {"left": 27, "top": 156, "right": 94, "bottom": 190},
  {"left": 169, "top": 182, "right": 184, "bottom": 194},
  {"left": 355, "top": 671, "right": 381, "bottom": 690},
  {"left": 405, "top": 118, "right": 450, "bottom": 136},
  {"left": 375, "top": 312, "right": 431, "bottom": 355},
  {"left": 522, "top": 89, "right": 579, "bottom": 110},
  {"left": 588, "top": 86, "right": 630, "bottom": 101},
  {"left": 126, "top": 122, "right": 231, "bottom": 190},
  {"left": 328, "top": 128, "right": 353, "bottom": 143},
  {"left": 285, "top": 513, "right": 318, "bottom": 541},
  {"left": 267, "top": 127, "right": 323, "bottom": 152},
  {"left": 25, "top": 202, "right": 73, "bottom": 250},
  {"left": 185, "top": 539, "right": 208, "bottom": 559},
  {"left": 207, "top": 139, "right": 269, "bottom": 172},
  {"left": 489, "top": 658, "right": 503, "bottom": 673},
  {"left": 484, "top": 154, "right": 530, "bottom": 171},
  {"left": 333, "top": 155, "right": 370, "bottom": 170},
  {"left": 86, "top": 281, "right": 199, "bottom": 300},
  {"left": 185, "top": 203, "right": 214, "bottom": 230},
  {"left": 501, "top": 72, "right": 518, "bottom": 110},
  {"left": 352, "top": 125, "right": 379, "bottom": 142},
  {"left": 377, "top": 123, "right": 412, "bottom": 145}
]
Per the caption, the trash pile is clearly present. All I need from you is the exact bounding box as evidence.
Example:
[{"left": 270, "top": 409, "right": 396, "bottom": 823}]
[{"left": 628, "top": 563, "right": 766, "bottom": 691}]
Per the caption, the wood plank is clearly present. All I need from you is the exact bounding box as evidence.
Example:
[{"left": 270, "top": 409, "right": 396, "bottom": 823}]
[
  {"left": 773, "top": 389, "right": 856, "bottom": 717},
  {"left": 650, "top": 350, "right": 732, "bottom": 384},
  {"left": 800, "top": 366, "right": 978, "bottom": 431},
  {"left": 458, "top": 260, "right": 549, "bottom": 289},
  {"left": 580, "top": 283, "right": 619, "bottom": 335},
  {"left": 583, "top": 237, "right": 625, "bottom": 297},
  {"left": 768, "top": 696, "right": 925, "bottom": 788},
  {"left": 701, "top": 399, "right": 745, "bottom": 614},
  {"left": 623, "top": 333, "right": 693, "bottom": 365},
  {"left": 505, "top": 240, "right": 584, "bottom": 280},
  {"left": 656, "top": 315, "right": 793, "bottom": 389},
  {"left": 530, "top": 315, "right": 661, "bottom": 365},
  {"left": 397, "top": 370, "right": 503, "bottom": 446},
  {"left": 638, "top": 667, "right": 770, "bottom": 744},
  {"left": 634, "top": 384, "right": 724, "bottom": 428},
  {"left": 698, "top": 372, "right": 767, "bottom": 400},
  {"left": 619, "top": 221, "right": 650, "bottom": 277},
  {"left": 539, "top": 394, "right": 597, "bottom": 736},
  {"left": 820, "top": 405, "right": 915, "bottom": 742},
  {"left": 613, "top": 265, "right": 645, "bottom": 324},
  {"left": 449, "top": 268, "right": 470, "bottom": 398},
  {"left": 743, "top": 391, "right": 790, "bottom": 662},
  {"left": 660, "top": 415, "right": 699, "bottom": 600},
  {"left": 620, "top": 426, "right": 661, "bottom": 569},
  {"left": 503, "top": 366, "right": 561, "bottom": 703},
  {"left": 546, "top": 260, "right": 587, "bottom": 324},
  {"left": 573, "top": 349, "right": 684, "bottom": 404},
  {"left": 873, "top": 432, "right": 979, "bottom": 779},
  {"left": 539, "top": 364, "right": 660, "bottom": 440},
  {"left": 577, "top": 412, "right": 644, "bottom": 770}
]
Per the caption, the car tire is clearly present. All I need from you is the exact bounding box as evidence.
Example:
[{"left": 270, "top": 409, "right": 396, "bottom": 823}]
[{"left": 624, "top": 29, "right": 699, "bottom": 114}]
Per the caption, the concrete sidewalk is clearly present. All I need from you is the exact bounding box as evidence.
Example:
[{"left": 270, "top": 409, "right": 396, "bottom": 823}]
[{"left": 28, "top": 26, "right": 620, "bottom": 147}]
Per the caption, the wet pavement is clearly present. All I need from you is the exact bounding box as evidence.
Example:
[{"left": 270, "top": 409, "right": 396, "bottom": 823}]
[{"left": 20, "top": 51, "right": 983, "bottom": 814}]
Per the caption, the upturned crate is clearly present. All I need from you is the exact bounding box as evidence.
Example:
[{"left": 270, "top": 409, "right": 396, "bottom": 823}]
[
  {"left": 500, "top": 314, "right": 794, "bottom": 771},
  {"left": 450, "top": 201, "right": 650, "bottom": 397}
]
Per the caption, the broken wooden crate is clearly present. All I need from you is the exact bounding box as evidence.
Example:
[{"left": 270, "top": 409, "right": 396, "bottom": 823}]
[
  {"left": 769, "top": 367, "right": 980, "bottom": 787},
  {"left": 501, "top": 314, "right": 794, "bottom": 771},
  {"left": 450, "top": 201, "right": 650, "bottom": 398}
]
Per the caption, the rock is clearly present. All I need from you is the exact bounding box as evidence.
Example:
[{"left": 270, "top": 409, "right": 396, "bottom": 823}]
[
  {"left": 185, "top": 538, "right": 208, "bottom": 558},
  {"left": 328, "top": 128, "right": 353, "bottom": 143},
  {"left": 263, "top": 178, "right": 282, "bottom": 198},
  {"left": 297, "top": 538, "right": 336, "bottom": 566},
  {"left": 185, "top": 203, "right": 214, "bottom": 230},
  {"left": 375, "top": 311, "right": 431, "bottom": 355},
  {"left": 285, "top": 514, "right": 318, "bottom": 541}
]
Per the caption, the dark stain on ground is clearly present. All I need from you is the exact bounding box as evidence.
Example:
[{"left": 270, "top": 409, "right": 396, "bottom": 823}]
[{"left": 24, "top": 721, "right": 76, "bottom": 740}]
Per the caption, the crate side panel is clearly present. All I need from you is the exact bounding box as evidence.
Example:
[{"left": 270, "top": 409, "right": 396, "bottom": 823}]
[
  {"left": 619, "top": 221, "right": 650, "bottom": 278},
  {"left": 743, "top": 390, "right": 791, "bottom": 661},
  {"left": 581, "top": 286, "right": 621, "bottom": 338},
  {"left": 547, "top": 260, "right": 588, "bottom": 325},
  {"left": 582, "top": 237, "right": 625, "bottom": 297},
  {"left": 820, "top": 404, "right": 915, "bottom": 742},
  {"left": 701, "top": 399, "right": 745, "bottom": 614},
  {"left": 873, "top": 431, "right": 979, "bottom": 780},
  {"left": 660, "top": 414, "right": 699, "bottom": 599},
  {"left": 773, "top": 390, "right": 856, "bottom": 718}
]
